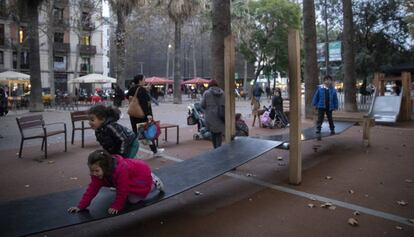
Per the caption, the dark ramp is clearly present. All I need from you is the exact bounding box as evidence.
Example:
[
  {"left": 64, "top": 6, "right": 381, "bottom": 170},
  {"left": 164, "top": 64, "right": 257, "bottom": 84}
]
[
  {"left": 254, "top": 121, "right": 354, "bottom": 148},
  {"left": 0, "top": 137, "right": 282, "bottom": 237}
]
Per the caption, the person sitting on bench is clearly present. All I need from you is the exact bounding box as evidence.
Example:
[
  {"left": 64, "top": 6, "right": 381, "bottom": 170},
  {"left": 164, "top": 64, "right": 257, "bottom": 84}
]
[{"left": 68, "top": 150, "right": 164, "bottom": 215}]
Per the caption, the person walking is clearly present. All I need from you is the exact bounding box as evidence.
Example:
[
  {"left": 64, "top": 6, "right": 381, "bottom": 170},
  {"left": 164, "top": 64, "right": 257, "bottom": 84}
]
[
  {"left": 252, "top": 82, "right": 264, "bottom": 102},
  {"left": 126, "top": 75, "right": 163, "bottom": 157},
  {"left": 271, "top": 88, "right": 289, "bottom": 127},
  {"left": 312, "top": 75, "right": 339, "bottom": 135},
  {"left": 201, "top": 79, "right": 225, "bottom": 149},
  {"left": 113, "top": 84, "right": 125, "bottom": 108}
]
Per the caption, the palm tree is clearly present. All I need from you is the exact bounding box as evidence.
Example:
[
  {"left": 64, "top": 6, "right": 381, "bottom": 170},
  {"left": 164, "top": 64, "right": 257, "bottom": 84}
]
[
  {"left": 303, "top": 0, "right": 319, "bottom": 119},
  {"left": 166, "top": 0, "right": 199, "bottom": 104},
  {"left": 342, "top": 0, "right": 357, "bottom": 111},
  {"left": 27, "top": 0, "right": 44, "bottom": 112},
  {"left": 108, "top": 0, "right": 145, "bottom": 90},
  {"left": 211, "top": 0, "right": 231, "bottom": 89}
]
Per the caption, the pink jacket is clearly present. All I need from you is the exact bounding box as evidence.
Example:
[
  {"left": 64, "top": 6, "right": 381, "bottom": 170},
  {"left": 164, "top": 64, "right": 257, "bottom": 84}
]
[{"left": 77, "top": 155, "right": 153, "bottom": 211}]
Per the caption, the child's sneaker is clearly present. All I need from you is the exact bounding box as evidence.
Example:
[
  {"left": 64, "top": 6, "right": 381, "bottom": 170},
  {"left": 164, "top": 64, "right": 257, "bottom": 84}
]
[{"left": 151, "top": 173, "right": 165, "bottom": 193}]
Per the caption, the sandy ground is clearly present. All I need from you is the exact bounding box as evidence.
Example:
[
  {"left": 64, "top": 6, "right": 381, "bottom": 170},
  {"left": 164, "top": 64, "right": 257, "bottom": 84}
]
[{"left": 0, "top": 105, "right": 413, "bottom": 237}]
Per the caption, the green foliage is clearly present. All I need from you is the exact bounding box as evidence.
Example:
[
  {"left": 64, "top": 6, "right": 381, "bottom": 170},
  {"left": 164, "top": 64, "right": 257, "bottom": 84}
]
[
  {"left": 235, "top": 0, "right": 300, "bottom": 78},
  {"left": 353, "top": 0, "right": 413, "bottom": 79}
]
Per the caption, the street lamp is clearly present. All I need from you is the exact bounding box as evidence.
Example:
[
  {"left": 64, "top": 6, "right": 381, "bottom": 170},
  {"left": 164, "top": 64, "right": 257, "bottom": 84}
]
[{"left": 166, "top": 44, "right": 172, "bottom": 79}]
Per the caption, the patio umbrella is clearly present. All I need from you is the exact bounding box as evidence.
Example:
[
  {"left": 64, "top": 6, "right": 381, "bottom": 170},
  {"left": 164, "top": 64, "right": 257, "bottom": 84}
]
[
  {"left": 0, "top": 71, "right": 30, "bottom": 81},
  {"left": 68, "top": 73, "right": 116, "bottom": 84},
  {"left": 181, "top": 77, "right": 210, "bottom": 85},
  {"left": 145, "top": 76, "right": 173, "bottom": 85}
]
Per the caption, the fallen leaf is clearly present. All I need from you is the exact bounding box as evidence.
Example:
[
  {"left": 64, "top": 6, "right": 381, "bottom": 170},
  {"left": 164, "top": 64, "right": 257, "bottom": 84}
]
[
  {"left": 348, "top": 218, "right": 359, "bottom": 226},
  {"left": 395, "top": 226, "right": 403, "bottom": 230},
  {"left": 405, "top": 179, "right": 413, "bottom": 183},
  {"left": 397, "top": 200, "right": 408, "bottom": 206},
  {"left": 328, "top": 206, "right": 336, "bottom": 210},
  {"left": 320, "top": 202, "right": 332, "bottom": 208},
  {"left": 70, "top": 177, "right": 78, "bottom": 180},
  {"left": 308, "top": 204, "right": 315, "bottom": 208},
  {"left": 249, "top": 198, "right": 253, "bottom": 202},
  {"left": 277, "top": 156, "right": 283, "bottom": 161},
  {"left": 47, "top": 160, "right": 55, "bottom": 164},
  {"left": 194, "top": 191, "right": 202, "bottom": 196},
  {"left": 325, "top": 176, "right": 332, "bottom": 180},
  {"left": 348, "top": 190, "right": 355, "bottom": 194},
  {"left": 278, "top": 162, "right": 286, "bottom": 166},
  {"left": 24, "top": 184, "right": 30, "bottom": 188},
  {"left": 353, "top": 211, "right": 360, "bottom": 216}
]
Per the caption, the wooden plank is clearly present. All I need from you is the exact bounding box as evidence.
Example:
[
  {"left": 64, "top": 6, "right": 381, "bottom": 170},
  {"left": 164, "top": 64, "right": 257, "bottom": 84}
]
[
  {"left": 287, "top": 29, "right": 302, "bottom": 185},
  {"left": 224, "top": 34, "right": 236, "bottom": 143},
  {"left": 400, "top": 72, "right": 412, "bottom": 121}
]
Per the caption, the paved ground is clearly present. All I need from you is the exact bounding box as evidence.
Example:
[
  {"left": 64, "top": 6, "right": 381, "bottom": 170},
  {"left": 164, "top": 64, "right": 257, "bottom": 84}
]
[{"left": 0, "top": 97, "right": 413, "bottom": 237}]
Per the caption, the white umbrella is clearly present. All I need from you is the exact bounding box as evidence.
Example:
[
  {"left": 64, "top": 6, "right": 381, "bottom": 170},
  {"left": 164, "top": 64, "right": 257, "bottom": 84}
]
[
  {"left": 68, "top": 73, "right": 116, "bottom": 84},
  {"left": 0, "top": 71, "right": 30, "bottom": 81}
]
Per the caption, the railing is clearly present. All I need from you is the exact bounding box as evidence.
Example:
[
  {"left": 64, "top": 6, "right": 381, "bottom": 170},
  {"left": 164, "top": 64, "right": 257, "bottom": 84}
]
[
  {"left": 53, "top": 42, "right": 70, "bottom": 53},
  {"left": 337, "top": 92, "right": 375, "bottom": 112},
  {"left": 78, "top": 45, "right": 96, "bottom": 55}
]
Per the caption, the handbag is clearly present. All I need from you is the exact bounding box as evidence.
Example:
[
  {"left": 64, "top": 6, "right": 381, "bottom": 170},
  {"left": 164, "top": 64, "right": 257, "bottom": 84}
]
[{"left": 127, "top": 87, "right": 145, "bottom": 118}]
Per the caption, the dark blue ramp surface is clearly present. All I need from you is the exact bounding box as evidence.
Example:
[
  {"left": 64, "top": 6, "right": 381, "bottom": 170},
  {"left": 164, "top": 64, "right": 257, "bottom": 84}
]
[
  {"left": 0, "top": 137, "right": 282, "bottom": 237},
  {"left": 254, "top": 121, "right": 354, "bottom": 147}
]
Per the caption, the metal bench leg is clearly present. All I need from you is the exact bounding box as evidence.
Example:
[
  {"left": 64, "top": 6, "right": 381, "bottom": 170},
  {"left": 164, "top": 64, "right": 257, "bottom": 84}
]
[
  {"left": 81, "top": 128, "right": 84, "bottom": 148},
  {"left": 176, "top": 126, "right": 179, "bottom": 144},
  {"left": 44, "top": 136, "right": 48, "bottom": 159},
  {"left": 64, "top": 131, "right": 67, "bottom": 152},
  {"left": 19, "top": 139, "right": 24, "bottom": 158},
  {"left": 71, "top": 129, "right": 75, "bottom": 144}
]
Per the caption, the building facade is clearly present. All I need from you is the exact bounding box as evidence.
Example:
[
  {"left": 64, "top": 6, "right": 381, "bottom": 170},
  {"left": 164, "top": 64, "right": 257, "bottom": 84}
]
[{"left": 0, "top": 0, "right": 107, "bottom": 94}]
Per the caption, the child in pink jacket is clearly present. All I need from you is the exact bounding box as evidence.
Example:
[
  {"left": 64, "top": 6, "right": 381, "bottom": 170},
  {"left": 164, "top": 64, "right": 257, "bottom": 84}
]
[{"left": 68, "top": 150, "right": 164, "bottom": 215}]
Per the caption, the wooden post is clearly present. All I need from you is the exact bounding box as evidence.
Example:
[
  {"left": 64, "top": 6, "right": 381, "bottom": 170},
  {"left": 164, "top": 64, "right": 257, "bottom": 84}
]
[
  {"left": 288, "top": 29, "right": 302, "bottom": 185},
  {"left": 373, "top": 73, "right": 385, "bottom": 96},
  {"left": 400, "top": 72, "right": 412, "bottom": 121},
  {"left": 224, "top": 35, "right": 235, "bottom": 143}
]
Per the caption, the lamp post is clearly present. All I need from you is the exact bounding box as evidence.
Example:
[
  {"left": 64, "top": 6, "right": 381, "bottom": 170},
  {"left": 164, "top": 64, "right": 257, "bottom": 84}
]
[{"left": 166, "top": 44, "right": 172, "bottom": 79}]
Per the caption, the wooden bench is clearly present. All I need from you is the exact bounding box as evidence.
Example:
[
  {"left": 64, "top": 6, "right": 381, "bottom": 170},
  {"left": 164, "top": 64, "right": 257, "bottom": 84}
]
[
  {"left": 16, "top": 114, "right": 67, "bottom": 159},
  {"left": 331, "top": 112, "right": 375, "bottom": 147},
  {"left": 70, "top": 110, "right": 92, "bottom": 148},
  {"left": 156, "top": 123, "right": 179, "bottom": 146}
]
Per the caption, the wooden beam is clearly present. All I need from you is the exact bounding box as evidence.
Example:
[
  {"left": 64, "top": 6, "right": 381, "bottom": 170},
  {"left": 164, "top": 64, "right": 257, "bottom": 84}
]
[
  {"left": 288, "top": 29, "right": 302, "bottom": 185},
  {"left": 400, "top": 72, "right": 412, "bottom": 121},
  {"left": 224, "top": 34, "right": 235, "bottom": 143}
]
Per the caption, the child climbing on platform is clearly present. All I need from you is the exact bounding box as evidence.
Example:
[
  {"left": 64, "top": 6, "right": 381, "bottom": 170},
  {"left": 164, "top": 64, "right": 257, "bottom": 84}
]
[
  {"left": 68, "top": 150, "right": 164, "bottom": 215},
  {"left": 88, "top": 104, "right": 139, "bottom": 158}
]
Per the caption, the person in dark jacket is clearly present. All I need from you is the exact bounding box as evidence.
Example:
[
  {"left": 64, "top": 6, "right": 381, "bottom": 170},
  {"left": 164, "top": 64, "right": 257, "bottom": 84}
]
[
  {"left": 271, "top": 88, "right": 289, "bottom": 126},
  {"left": 113, "top": 84, "right": 124, "bottom": 107},
  {"left": 312, "top": 75, "right": 339, "bottom": 134},
  {"left": 201, "top": 79, "right": 225, "bottom": 148},
  {"left": 126, "top": 74, "right": 163, "bottom": 157},
  {"left": 88, "top": 104, "right": 138, "bottom": 158},
  {"left": 0, "top": 86, "right": 8, "bottom": 116}
]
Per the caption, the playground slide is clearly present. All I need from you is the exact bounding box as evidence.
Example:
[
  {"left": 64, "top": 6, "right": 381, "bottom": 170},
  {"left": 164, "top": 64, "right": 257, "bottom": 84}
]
[{"left": 368, "top": 89, "right": 403, "bottom": 123}]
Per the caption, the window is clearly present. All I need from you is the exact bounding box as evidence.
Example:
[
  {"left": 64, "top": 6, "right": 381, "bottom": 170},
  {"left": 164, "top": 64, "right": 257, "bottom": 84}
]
[
  {"left": 81, "top": 35, "right": 90, "bottom": 45},
  {"left": 0, "top": 51, "right": 4, "bottom": 65},
  {"left": 54, "top": 32, "right": 64, "bottom": 43},
  {"left": 19, "top": 26, "right": 28, "bottom": 44},
  {"left": 0, "top": 24, "right": 4, "bottom": 46},
  {"left": 53, "top": 7, "right": 64, "bottom": 21},
  {"left": 54, "top": 56, "right": 64, "bottom": 62},
  {"left": 13, "top": 51, "right": 30, "bottom": 69}
]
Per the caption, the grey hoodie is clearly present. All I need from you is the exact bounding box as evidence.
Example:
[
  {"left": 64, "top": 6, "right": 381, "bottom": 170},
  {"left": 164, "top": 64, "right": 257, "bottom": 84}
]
[{"left": 201, "top": 86, "right": 225, "bottom": 133}]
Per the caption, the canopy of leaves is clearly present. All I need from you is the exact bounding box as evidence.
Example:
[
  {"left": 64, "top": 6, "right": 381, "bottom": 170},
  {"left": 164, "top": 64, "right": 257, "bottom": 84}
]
[{"left": 237, "top": 0, "right": 300, "bottom": 77}]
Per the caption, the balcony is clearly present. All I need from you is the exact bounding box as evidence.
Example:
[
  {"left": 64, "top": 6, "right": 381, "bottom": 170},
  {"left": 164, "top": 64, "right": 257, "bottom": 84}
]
[
  {"left": 79, "top": 44, "right": 96, "bottom": 55},
  {"left": 53, "top": 18, "right": 69, "bottom": 29},
  {"left": 80, "top": 64, "right": 93, "bottom": 73},
  {"left": 54, "top": 61, "right": 66, "bottom": 71},
  {"left": 53, "top": 42, "right": 70, "bottom": 53}
]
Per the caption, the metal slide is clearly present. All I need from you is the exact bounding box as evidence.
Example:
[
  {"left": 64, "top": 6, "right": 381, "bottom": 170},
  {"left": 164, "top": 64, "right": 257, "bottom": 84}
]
[{"left": 368, "top": 88, "right": 403, "bottom": 123}]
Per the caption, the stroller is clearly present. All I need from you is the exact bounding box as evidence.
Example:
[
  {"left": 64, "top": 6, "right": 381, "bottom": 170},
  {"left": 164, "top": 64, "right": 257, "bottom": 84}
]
[
  {"left": 187, "top": 102, "right": 211, "bottom": 140},
  {"left": 261, "top": 105, "right": 289, "bottom": 128}
]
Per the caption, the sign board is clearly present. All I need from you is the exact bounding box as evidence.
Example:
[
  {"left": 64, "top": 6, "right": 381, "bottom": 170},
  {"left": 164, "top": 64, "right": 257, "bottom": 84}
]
[{"left": 317, "top": 41, "right": 342, "bottom": 62}]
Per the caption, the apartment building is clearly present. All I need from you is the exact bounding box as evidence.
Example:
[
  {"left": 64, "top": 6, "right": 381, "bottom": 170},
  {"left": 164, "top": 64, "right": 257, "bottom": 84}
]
[{"left": 0, "top": 0, "right": 107, "bottom": 94}]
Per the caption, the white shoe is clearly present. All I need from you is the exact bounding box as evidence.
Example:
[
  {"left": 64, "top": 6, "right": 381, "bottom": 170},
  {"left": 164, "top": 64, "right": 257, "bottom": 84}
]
[
  {"left": 152, "top": 148, "right": 165, "bottom": 158},
  {"left": 151, "top": 173, "right": 165, "bottom": 193}
]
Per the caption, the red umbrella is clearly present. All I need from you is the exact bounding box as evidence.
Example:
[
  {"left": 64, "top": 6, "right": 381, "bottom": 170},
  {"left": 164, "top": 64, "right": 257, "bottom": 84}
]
[
  {"left": 145, "top": 77, "right": 173, "bottom": 85},
  {"left": 181, "top": 77, "right": 210, "bottom": 85}
]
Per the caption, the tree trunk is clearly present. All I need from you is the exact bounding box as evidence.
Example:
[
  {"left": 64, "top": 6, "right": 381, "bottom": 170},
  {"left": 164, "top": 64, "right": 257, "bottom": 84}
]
[
  {"left": 342, "top": 0, "right": 357, "bottom": 111},
  {"left": 303, "top": 0, "right": 319, "bottom": 119},
  {"left": 74, "top": 40, "right": 80, "bottom": 79},
  {"left": 27, "top": 0, "right": 44, "bottom": 112},
  {"left": 192, "top": 42, "right": 197, "bottom": 77},
  {"left": 16, "top": 21, "right": 21, "bottom": 72},
  {"left": 243, "top": 60, "right": 248, "bottom": 95},
  {"left": 115, "top": 8, "right": 126, "bottom": 90},
  {"left": 173, "top": 21, "right": 182, "bottom": 104},
  {"left": 211, "top": 0, "right": 231, "bottom": 88},
  {"left": 47, "top": 33, "right": 55, "bottom": 103}
]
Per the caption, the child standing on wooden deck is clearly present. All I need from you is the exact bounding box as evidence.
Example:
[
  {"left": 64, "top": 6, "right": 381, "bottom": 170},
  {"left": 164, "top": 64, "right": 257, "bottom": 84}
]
[
  {"left": 68, "top": 150, "right": 164, "bottom": 214},
  {"left": 88, "top": 104, "right": 139, "bottom": 158}
]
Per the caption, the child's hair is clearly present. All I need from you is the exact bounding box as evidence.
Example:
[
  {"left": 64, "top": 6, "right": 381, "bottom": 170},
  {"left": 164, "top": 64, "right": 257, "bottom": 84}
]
[
  {"left": 235, "top": 113, "right": 242, "bottom": 121},
  {"left": 88, "top": 150, "right": 114, "bottom": 176},
  {"left": 88, "top": 104, "right": 121, "bottom": 121},
  {"left": 133, "top": 74, "right": 144, "bottom": 84}
]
